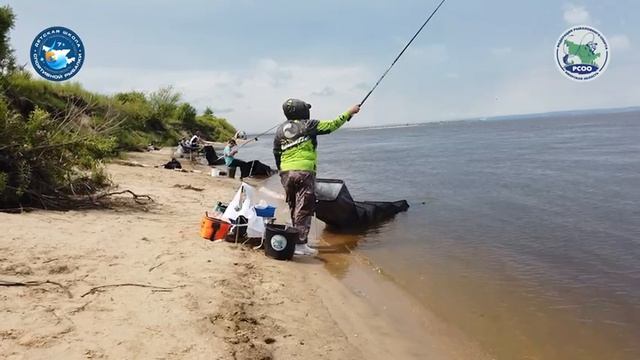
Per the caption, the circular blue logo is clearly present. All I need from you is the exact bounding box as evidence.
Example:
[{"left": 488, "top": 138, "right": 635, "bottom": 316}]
[
  {"left": 270, "top": 234, "right": 287, "bottom": 251},
  {"left": 30, "top": 26, "right": 84, "bottom": 81},
  {"left": 555, "top": 26, "right": 609, "bottom": 81}
]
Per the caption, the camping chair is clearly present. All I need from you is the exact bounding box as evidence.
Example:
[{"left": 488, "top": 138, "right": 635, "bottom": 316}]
[{"left": 177, "top": 140, "right": 203, "bottom": 163}]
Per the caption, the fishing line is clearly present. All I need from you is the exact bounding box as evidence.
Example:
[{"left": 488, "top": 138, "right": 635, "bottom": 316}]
[
  {"left": 239, "top": 122, "right": 281, "bottom": 149},
  {"left": 210, "top": 122, "right": 280, "bottom": 163},
  {"left": 359, "top": 0, "right": 448, "bottom": 107}
]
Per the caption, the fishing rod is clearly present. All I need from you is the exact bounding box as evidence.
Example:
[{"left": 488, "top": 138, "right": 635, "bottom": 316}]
[
  {"left": 210, "top": 122, "right": 281, "bottom": 162},
  {"left": 228, "top": 0, "right": 448, "bottom": 145},
  {"left": 359, "top": 0, "right": 448, "bottom": 107},
  {"left": 238, "top": 122, "right": 281, "bottom": 149}
]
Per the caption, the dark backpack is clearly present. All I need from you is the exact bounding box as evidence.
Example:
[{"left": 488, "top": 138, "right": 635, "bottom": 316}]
[{"left": 163, "top": 159, "right": 182, "bottom": 169}]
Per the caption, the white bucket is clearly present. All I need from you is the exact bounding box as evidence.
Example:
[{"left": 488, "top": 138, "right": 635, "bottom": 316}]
[
  {"left": 211, "top": 168, "right": 221, "bottom": 177},
  {"left": 174, "top": 145, "right": 185, "bottom": 158}
]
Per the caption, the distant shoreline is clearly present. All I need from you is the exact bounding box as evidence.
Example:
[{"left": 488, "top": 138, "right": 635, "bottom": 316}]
[
  {"left": 348, "top": 105, "right": 640, "bottom": 130},
  {"left": 247, "top": 105, "right": 640, "bottom": 136}
]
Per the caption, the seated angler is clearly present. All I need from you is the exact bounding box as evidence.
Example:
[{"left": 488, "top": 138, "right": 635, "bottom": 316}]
[{"left": 223, "top": 138, "right": 246, "bottom": 170}]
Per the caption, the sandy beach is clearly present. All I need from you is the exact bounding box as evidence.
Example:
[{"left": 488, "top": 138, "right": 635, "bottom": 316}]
[{"left": 0, "top": 150, "right": 489, "bottom": 360}]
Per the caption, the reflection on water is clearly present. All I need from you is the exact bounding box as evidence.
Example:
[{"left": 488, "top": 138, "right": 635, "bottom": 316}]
[{"left": 242, "top": 111, "right": 640, "bottom": 360}]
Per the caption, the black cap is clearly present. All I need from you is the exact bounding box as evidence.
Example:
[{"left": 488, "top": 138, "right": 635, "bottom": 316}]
[{"left": 282, "top": 98, "right": 312, "bottom": 120}]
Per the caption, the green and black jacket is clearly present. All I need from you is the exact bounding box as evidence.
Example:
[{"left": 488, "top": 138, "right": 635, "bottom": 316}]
[{"left": 273, "top": 112, "right": 352, "bottom": 172}]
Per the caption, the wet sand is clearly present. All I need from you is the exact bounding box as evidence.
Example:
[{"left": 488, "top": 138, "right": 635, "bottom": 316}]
[{"left": 0, "top": 150, "right": 488, "bottom": 359}]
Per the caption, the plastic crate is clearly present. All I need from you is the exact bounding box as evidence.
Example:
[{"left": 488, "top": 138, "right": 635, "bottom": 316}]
[{"left": 255, "top": 205, "right": 276, "bottom": 218}]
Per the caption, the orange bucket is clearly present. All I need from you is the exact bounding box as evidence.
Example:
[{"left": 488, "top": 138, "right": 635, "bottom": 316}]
[{"left": 200, "top": 212, "right": 231, "bottom": 241}]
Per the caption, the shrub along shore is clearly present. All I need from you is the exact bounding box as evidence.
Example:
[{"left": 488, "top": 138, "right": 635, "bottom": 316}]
[{"left": 0, "top": 5, "right": 236, "bottom": 210}]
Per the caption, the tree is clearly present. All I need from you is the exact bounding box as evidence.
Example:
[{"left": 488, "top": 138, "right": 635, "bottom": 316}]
[
  {"left": 175, "top": 103, "right": 197, "bottom": 131},
  {"left": 114, "top": 91, "right": 146, "bottom": 104},
  {"left": 149, "top": 86, "right": 181, "bottom": 113},
  {"left": 0, "top": 5, "right": 16, "bottom": 74}
]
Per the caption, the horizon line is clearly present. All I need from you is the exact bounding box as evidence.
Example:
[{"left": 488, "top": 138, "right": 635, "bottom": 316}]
[{"left": 345, "top": 104, "right": 640, "bottom": 131}]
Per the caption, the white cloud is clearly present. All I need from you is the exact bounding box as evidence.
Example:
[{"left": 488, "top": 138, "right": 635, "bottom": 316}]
[
  {"left": 609, "top": 34, "right": 631, "bottom": 51},
  {"left": 474, "top": 64, "right": 640, "bottom": 118},
  {"left": 63, "top": 54, "right": 640, "bottom": 133},
  {"left": 71, "top": 59, "right": 371, "bottom": 132},
  {"left": 563, "top": 4, "right": 591, "bottom": 25}
]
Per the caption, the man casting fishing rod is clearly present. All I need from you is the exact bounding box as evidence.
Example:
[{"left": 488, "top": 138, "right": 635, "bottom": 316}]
[
  {"left": 273, "top": 99, "right": 360, "bottom": 256},
  {"left": 269, "top": 0, "right": 446, "bottom": 256}
]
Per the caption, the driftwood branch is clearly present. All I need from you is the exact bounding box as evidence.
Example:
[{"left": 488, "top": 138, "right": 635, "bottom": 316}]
[
  {"left": 148, "top": 262, "right": 165, "bottom": 272},
  {"left": 80, "top": 283, "right": 181, "bottom": 298},
  {"left": 172, "top": 184, "right": 204, "bottom": 192},
  {"left": 0, "top": 279, "right": 72, "bottom": 298},
  {"left": 1, "top": 185, "right": 153, "bottom": 211},
  {"left": 96, "top": 190, "right": 153, "bottom": 204}
]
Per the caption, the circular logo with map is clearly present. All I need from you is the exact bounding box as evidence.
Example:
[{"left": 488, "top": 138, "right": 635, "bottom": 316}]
[
  {"left": 282, "top": 122, "right": 301, "bottom": 139},
  {"left": 30, "top": 26, "right": 85, "bottom": 81},
  {"left": 556, "top": 26, "right": 609, "bottom": 81},
  {"left": 270, "top": 235, "right": 287, "bottom": 251}
]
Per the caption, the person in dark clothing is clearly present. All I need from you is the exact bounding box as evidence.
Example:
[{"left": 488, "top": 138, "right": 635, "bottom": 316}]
[{"left": 273, "top": 98, "right": 360, "bottom": 256}]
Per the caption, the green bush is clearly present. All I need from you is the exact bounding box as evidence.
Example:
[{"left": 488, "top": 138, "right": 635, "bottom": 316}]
[
  {"left": 196, "top": 114, "right": 236, "bottom": 141},
  {"left": 0, "top": 5, "right": 16, "bottom": 73},
  {"left": 2, "top": 73, "right": 238, "bottom": 153},
  {"left": 0, "top": 99, "right": 117, "bottom": 209},
  {"left": 0, "top": 5, "right": 238, "bottom": 210},
  {"left": 111, "top": 87, "right": 236, "bottom": 145}
]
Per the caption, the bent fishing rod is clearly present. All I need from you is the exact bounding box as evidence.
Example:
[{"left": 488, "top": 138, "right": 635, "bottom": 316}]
[
  {"left": 237, "top": 0, "right": 448, "bottom": 143},
  {"left": 359, "top": 0, "right": 448, "bottom": 107}
]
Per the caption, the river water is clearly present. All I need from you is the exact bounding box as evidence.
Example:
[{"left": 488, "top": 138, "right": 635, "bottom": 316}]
[{"left": 240, "top": 109, "right": 640, "bottom": 360}]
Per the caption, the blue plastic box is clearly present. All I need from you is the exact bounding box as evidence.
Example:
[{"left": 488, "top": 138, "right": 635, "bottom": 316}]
[{"left": 255, "top": 205, "right": 276, "bottom": 218}]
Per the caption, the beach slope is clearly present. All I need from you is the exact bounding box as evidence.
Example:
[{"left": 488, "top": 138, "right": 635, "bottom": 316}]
[{"left": 0, "top": 151, "right": 487, "bottom": 359}]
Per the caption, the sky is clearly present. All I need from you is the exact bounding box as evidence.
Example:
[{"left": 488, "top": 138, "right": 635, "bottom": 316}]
[{"left": 4, "top": 0, "right": 639, "bottom": 132}]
